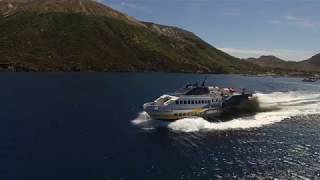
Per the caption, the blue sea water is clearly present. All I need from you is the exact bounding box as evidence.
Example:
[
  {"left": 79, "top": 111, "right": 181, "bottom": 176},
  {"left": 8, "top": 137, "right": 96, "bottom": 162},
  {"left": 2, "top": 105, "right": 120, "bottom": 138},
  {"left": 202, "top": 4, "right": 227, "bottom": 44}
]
[{"left": 0, "top": 73, "right": 320, "bottom": 179}]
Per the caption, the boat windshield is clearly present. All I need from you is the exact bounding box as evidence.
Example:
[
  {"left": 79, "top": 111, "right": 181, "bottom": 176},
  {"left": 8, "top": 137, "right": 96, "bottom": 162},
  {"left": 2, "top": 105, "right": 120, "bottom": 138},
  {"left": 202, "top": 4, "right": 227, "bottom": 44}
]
[
  {"left": 155, "top": 95, "right": 178, "bottom": 105},
  {"left": 155, "top": 95, "right": 173, "bottom": 104}
]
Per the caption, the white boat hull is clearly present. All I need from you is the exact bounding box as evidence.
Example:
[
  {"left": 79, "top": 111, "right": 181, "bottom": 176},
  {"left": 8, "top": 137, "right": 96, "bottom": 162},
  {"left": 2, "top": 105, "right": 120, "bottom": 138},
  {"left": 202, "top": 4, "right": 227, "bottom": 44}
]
[{"left": 145, "top": 108, "right": 222, "bottom": 121}]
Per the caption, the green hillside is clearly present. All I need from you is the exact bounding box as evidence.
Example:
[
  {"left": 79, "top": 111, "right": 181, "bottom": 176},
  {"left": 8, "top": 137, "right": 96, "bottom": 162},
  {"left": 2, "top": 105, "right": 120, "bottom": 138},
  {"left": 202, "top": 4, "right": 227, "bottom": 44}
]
[{"left": 0, "top": 0, "right": 262, "bottom": 73}]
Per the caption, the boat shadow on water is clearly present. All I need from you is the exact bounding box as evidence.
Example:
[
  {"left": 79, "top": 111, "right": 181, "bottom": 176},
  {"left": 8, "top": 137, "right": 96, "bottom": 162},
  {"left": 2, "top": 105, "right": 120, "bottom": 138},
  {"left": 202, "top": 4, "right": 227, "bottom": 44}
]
[{"left": 203, "top": 96, "right": 273, "bottom": 122}]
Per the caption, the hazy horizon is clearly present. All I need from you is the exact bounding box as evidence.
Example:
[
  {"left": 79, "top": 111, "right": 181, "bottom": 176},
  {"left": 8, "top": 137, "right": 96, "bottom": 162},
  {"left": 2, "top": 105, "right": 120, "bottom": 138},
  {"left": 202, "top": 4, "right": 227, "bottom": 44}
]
[{"left": 102, "top": 0, "right": 319, "bottom": 61}]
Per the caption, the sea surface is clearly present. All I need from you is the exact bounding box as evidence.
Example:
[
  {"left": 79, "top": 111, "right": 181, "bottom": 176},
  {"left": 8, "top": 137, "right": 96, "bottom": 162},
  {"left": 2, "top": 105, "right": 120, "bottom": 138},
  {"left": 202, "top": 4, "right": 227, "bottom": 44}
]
[{"left": 1, "top": 73, "right": 320, "bottom": 179}]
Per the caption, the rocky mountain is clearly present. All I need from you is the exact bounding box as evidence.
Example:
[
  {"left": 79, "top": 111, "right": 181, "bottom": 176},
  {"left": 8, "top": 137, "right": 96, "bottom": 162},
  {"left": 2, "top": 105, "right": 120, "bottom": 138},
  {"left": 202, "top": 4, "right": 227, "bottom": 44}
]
[
  {"left": 0, "top": 0, "right": 261, "bottom": 73},
  {"left": 247, "top": 55, "right": 320, "bottom": 74},
  {"left": 247, "top": 55, "right": 289, "bottom": 68}
]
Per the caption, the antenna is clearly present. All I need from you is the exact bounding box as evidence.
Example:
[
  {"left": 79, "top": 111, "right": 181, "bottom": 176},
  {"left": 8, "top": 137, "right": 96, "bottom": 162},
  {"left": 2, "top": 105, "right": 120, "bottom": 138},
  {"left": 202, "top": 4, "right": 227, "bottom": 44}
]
[{"left": 201, "top": 76, "right": 207, "bottom": 86}]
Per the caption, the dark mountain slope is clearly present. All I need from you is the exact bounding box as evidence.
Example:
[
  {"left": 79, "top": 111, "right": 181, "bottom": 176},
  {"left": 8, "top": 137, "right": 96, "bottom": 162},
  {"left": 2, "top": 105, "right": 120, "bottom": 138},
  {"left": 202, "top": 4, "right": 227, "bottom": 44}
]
[{"left": 303, "top": 53, "right": 320, "bottom": 66}]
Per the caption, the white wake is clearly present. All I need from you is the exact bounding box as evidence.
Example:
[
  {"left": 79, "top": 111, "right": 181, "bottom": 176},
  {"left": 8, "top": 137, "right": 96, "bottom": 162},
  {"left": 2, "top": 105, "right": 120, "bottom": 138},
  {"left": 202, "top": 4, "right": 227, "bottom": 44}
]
[{"left": 132, "top": 91, "right": 320, "bottom": 132}]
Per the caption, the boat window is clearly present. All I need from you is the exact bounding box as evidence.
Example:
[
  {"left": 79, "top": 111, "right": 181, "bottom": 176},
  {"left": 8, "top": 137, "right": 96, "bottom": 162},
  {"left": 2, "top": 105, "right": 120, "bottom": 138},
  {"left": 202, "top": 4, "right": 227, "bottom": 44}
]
[
  {"left": 165, "top": 99, "right": 176, "bottom": 105},
  {"left": 191, "top": 100, "right": 194, "bottom": 104},
  {"left": 187, "top": 100, "right": 190, "bottom": 104},
  {"left": 184, "top": 100, "right": 187, "bottom": 104},
  {"left": 176, "top": 101, "right": 179, "bottom": 105},
  {"left": 202, "top": 100, "right": 204, "bottom": 104}
]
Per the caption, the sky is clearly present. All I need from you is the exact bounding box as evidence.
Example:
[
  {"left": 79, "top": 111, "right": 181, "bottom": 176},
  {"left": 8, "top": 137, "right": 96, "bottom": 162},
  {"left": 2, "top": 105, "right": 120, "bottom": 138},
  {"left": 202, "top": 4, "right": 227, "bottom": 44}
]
[{"left": 101, "top": 0, "right": 319, "bottom": 61}]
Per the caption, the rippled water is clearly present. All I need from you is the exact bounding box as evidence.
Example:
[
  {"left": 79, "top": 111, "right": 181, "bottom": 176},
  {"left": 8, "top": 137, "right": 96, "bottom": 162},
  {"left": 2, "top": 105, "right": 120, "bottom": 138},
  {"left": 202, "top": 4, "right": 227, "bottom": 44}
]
[{"left": 1, "top": 73, "right": 320, "bottom": 179}]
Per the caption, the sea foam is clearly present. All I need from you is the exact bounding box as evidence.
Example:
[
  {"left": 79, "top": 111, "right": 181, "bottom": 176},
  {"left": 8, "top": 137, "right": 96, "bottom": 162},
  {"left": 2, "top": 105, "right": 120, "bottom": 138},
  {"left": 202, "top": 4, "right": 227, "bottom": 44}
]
[{"left": 132, "top": 91, "right": 320, "bottom": 132}]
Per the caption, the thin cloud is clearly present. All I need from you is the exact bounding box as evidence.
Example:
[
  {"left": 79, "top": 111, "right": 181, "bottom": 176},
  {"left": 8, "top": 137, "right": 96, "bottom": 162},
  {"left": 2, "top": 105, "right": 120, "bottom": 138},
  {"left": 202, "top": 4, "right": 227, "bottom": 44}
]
[
  {"left": 270, "top": 13, "right": 317, "bottom": 29},
  {"left": 269, "top": 20, "right": 282, "bottom": 25},
  {"left": 221, "top": 8, "right": 241, "bottom": 16},
  {"left": 108, "top": 1, "right": 150, "bottom": 13},
  {"left": 286, "top": 13, "right": 316, "bottom": 28},
  {"left": 218, "top": 47, "right": 317, "bottom": 61}
]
